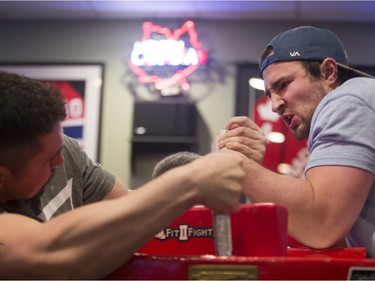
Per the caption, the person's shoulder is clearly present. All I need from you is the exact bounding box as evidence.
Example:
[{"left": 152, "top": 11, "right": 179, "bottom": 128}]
[
  {"left": 341, "top": 77, "right": 375, "bottom": 89},
  {"left": 62, "top": 135, "right": 84, "bottom": 163},
  {"left": 333, "top": 77, "right": 375, "bottom": 100}
]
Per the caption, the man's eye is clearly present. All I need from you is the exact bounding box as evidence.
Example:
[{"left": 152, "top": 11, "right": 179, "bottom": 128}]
[
  {"left": 280, "top": 81, "right": 290, "bottom": 89},
  {"left": 264, "top": 91, "right": 271, "bottom": 98}
]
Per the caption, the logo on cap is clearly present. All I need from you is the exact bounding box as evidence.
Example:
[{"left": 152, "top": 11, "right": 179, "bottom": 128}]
[{"left": 290, "top": 51, "right": 300, "bottom": 57}]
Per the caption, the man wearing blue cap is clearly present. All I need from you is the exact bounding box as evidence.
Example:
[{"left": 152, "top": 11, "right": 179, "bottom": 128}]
[{"left": 229, "top": 26, "right": 375, "bottom": 256}]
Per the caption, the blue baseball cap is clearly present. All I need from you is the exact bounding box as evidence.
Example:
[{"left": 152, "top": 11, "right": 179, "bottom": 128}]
[{"left": 259, "top": 26, "right": 372, "bottom": 78}]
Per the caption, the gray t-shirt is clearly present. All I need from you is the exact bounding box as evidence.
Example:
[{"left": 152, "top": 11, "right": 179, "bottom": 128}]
[
  {"left": 306, "top": 77, "right": 375, "bottom": 257},
  {"left": 0, "top": 135, "right": 116, "bottom": 221}
]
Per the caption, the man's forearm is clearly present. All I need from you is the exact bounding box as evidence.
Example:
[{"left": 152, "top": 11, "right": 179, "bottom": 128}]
[{"left": 241, "top": 158, "right": 326, "bottom": 246}]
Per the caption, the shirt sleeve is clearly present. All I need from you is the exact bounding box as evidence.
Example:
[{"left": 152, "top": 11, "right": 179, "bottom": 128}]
[
  {"left": 62, "top": 135, "right": 116, "bottom": 204},
  {"left": 306, "top": 93, "right": 375, "bottom": 175}
]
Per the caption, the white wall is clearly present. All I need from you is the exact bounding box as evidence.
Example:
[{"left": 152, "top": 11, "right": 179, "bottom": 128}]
[{"left": 1, "top": 19, "right": 375, "bottom": 187}]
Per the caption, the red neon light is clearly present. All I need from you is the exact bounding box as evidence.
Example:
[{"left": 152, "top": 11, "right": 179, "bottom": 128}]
[{"left": 128, "top": 21, "right": 207, "bottom": 92}]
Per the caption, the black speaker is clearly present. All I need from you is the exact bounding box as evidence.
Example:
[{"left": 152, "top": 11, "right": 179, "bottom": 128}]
[{"left": 133, "top": 99, "right": 197, "bottom": 137}]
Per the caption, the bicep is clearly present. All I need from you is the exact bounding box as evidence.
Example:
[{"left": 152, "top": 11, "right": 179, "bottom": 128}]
[
  {"left": 0, "top": 213, "right": 45, "bottom": 278},
  {"left": 306, "top": 165, "right": 373, "bottom": 237}
]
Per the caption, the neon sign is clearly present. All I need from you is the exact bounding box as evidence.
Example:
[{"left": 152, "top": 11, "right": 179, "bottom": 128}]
[
  {"left": 128, "top": 21, "right": 207, "bottom": 95},
  {"left": 131, "top": 39, "right": 199, "bottom": 67}
]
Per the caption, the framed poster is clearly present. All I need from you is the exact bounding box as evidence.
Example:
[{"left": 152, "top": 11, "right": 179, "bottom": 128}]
[{"left": 0, "top": 63, "right": 104, "bottom": 163}]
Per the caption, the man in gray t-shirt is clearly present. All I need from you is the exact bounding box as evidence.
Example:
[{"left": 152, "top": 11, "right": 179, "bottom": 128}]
[
  {"left": 236, "top": 26, "right": 375, "bottom": 257},
  {"left": 0, "top": 71, "right": 265, "bottom": 279}
]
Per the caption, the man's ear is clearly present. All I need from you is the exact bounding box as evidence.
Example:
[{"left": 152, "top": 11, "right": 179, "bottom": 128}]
[{"left": 321, "top": 58, "right": 339, "bottom": 85}]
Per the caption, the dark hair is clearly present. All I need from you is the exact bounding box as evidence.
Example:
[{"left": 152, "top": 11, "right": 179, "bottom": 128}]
[
  {"left": 152, "top": 151, "right": 202, "bottom": 178},
  {"left": 0, "top": 71, "right": 66, "bottom": 171},
  {"left": 301, "top": 61, "right": 356, "bottom": 84}
]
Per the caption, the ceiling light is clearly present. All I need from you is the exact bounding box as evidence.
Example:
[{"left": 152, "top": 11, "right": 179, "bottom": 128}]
[{"left": 248, "top": 77, "right": 264, "bottom": 91}]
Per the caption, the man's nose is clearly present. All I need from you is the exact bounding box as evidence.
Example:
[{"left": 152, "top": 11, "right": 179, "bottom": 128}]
[{"left": 271, "top": 95, "right": 285, "bottom": 114}]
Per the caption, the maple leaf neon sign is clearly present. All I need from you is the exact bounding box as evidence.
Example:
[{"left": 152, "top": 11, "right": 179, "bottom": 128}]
[{"left": 128, "top": 21, "right": 207, "bottom": 94}]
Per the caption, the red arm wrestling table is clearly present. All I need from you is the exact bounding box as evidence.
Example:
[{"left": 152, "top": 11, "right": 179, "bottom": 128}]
[{"left": 104, "top": 204, "right": 375, "bottom": 280}]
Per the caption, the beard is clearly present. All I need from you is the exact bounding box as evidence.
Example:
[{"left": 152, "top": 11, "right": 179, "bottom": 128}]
[
  {"left": 292, "top": 83, "right": 326, "bottom": 140},
  {"left": 292, "top": 123, "right": 310, "bottom": 140}
]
